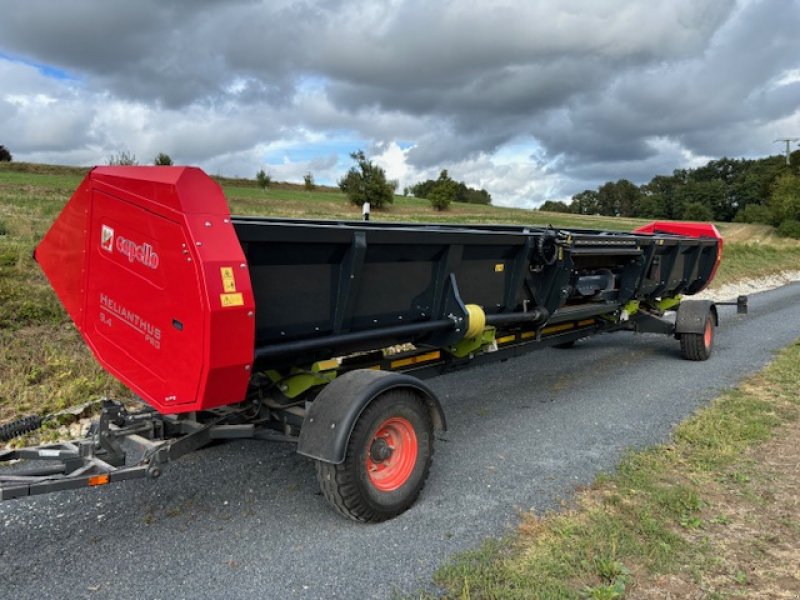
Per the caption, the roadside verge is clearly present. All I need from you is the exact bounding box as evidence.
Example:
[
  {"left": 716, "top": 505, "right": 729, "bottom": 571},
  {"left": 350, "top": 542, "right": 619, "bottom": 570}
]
[{"left": 429, "top": 339, "right": 800, "bottom": 598}]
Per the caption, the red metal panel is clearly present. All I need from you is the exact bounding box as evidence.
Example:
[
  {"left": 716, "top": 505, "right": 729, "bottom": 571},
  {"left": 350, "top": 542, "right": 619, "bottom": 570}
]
[
  {"left": 633, "top": 221, "right": 723, "bottom": 291},
  {"left": 35, "top": 167, "right": 255, "bottom": 414},
  {"left": 35, "top": 175, "right": 92, "bottom": 326}
]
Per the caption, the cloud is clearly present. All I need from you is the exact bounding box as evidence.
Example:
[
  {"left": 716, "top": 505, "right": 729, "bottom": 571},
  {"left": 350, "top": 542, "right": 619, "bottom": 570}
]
[{"left": 0, "top": 0, "right": 798, "bottom": 206}]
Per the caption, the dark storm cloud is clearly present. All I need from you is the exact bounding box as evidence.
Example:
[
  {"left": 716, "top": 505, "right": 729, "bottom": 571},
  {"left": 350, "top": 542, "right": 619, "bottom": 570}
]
[
  {"left": 0, "top": 0, "right": 317, "bottom": 106},
  {"left": 0, "top": 0, "right": 798, "bottom": 203},
  {"left": 542, "top": 0, "right": 800, "bottom": 184}
]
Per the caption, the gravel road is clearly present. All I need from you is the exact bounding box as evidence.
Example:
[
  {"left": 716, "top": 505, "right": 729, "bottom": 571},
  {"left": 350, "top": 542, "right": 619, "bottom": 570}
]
[{"left": 3, "top": 283, "right": 800, "bottom": 600}]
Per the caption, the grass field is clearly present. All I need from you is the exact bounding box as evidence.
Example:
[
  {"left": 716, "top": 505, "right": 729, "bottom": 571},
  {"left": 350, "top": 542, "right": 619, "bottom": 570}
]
[{"left": 1, "top": 161, "right": 799, "bottom": 425}]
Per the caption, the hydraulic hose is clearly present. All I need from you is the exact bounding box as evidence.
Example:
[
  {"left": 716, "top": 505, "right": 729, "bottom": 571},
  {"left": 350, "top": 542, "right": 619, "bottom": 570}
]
[{"left": 0, "top": 415, "right": 43, "bottom": 443}]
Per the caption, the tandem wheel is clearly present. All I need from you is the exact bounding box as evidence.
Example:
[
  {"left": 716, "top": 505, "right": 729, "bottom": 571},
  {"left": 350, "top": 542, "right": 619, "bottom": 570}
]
[{"left": 679, "top": 311, "right": 715, "bottom": 361}]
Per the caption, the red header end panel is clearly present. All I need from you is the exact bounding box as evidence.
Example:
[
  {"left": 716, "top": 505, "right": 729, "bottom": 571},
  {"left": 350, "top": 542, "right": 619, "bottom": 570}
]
[{"left": 36, "top": 167, "right": 255, "bottom": 414}]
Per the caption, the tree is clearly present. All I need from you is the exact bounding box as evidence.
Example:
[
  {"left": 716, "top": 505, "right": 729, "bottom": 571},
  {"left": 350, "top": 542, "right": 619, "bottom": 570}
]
[
  {"left": 108, "top": 151, "right": 138, "bottom": 166},
  {"left": 304, "top": 172, "right": 315, "bottom": 191},
  {"left": 154, "top": 153, "right": 173, "bottom": 166},
  {"left": 428, "top": 170, "right": 458, "bottom": 211},
  {"left": 539, "top": 200, "right": 571, "bottom": 213},
  {"left": 0, "top": 145, "right": 11, "bottom": 162},
  {"left": 769, "top": 173, "right": 800, "bottom": 225},
  {"left": 682, "top": 201, "right": 714, "bottom": 221},
  {"left": 595, "top": 179, "right": 641, "bottom": 217},
  {"left": 256, "top": 168, "right": 271, "bottom": 190},
  {"left": 412, "top": 177, "right": 491, "bottom": 204},
  {"left": 458, "top": 185, "right": 492, "bottom": 205},
  {"left": 338, "top": 150, "right": 396, "bottom": 209},
  {"left": 569, "top": 190, "right": 599, "bottom": 215},
  {"left": 410, "top": 179, "right": 436, "bottom": 199},
  {"left": 566, "top": 151, "right": 800, "bottom": 224},
  {"left": 640, "top": 175, "right": 680, "bottom": 219},
  {"left": 632, "top": 194, "right": 665, "bottom": 218}
]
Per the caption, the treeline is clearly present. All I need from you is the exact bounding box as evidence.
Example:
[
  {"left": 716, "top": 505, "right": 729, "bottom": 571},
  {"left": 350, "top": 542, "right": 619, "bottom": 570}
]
[
  {"left": 539, "top": 151, "right": 800, "bottom": 235},
  {"left": 409, "top": 176, "right": 491, "bottom": 206}
]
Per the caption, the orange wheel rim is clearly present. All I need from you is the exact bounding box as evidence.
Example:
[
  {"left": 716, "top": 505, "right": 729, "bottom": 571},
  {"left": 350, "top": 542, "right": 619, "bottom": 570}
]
[
  {"left": 704, "top": 319, "right": 713, "bottom": 349},
  {"left": 366, "top": 417, "right": 418, "bottom": 492}
]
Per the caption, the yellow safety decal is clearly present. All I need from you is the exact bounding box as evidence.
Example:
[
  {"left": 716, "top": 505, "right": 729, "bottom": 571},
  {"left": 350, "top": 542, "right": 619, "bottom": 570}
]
[
  {"left": 542, "top": 322, "right": 574, "bottom": 335},
  {"left": 577, "top": 319, "right": 595, "bottom": 327},
  {"left": 220, "top": 292, "right": 244, "bottom": 307},
  {"left": 220, "top": 267, "right": 237, "bottom": 292},
  {"left": 521, "top": 331, "right": 536, "bottom": 340},
  {"left": 496, "top": 334, "right": 516, "bottom": 345},
  {"left": 315, "top": 359, "right": 339, "bottom": 371},
  {"left": 494, "top": 264, "right": 505, "bottom": 272},
  {"left": 390, "top": 351, "right": 441, "bottom": 369}
]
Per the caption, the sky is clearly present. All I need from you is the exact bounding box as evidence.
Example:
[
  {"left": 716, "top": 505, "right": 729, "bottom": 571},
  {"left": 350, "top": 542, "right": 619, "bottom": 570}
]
[{"left": 1, "top": 0, "right": 799, "bottom": 207}]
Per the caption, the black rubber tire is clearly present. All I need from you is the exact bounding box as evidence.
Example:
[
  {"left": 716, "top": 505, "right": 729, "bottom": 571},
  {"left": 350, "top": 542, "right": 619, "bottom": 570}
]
[
  {"left": 680, "top": 314, "right": 714, "bottom": 361},
  {"left": 315, "top": 390, "right": 433, "bottom": 522}
]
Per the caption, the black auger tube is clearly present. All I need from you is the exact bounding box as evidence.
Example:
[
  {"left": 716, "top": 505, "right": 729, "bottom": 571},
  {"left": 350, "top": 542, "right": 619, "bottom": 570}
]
[
  {"left": 485, "top": 308, "right": 549, "bottom": 328},
  {"left": 253, "top": 308, "right": 552, "bottom": 363},
  {"left": 254, "top": 319, "right": 455, "bottom": 361}
]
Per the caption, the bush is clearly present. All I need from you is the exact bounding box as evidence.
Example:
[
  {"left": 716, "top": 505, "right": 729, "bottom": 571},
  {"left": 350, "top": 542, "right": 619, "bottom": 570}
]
[
  {"left": 777, "top": 219, "right": 800, "bottom": 239},
  {"left": 304, "top": 172, "right": 315, "bottom": 191},
  {"left": 338, "top": 150, "right": 396, "bottom": 209},
  {"left": 0, "top": 145, "right": 11, "bottom": 162},
  {"left": 734, "top": 203, "right": 772, "bottom": 224}
]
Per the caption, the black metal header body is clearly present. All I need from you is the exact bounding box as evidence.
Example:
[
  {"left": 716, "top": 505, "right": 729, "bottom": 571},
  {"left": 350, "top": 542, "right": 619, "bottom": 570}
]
[{"left": 232, "top": 217, "right": 719, "bottom": 369}]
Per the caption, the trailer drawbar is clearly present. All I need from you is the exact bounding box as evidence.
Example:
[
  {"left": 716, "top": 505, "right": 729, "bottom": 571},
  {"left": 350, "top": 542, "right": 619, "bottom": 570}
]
[{"left": 0, "top": 166, "right": 747, "bottom": 522}]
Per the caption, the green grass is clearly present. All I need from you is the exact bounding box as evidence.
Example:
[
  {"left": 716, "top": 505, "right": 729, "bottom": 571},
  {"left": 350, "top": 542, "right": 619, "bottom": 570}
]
[
  {"left": 428, "top": 341, "right": 800, "bottom": 599},
  {"left": 714, "top": 243, "right": 800, "bottom": 287}
]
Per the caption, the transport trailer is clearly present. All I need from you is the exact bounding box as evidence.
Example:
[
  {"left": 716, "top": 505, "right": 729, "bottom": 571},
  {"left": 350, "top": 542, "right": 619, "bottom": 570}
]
[{"left": 0, "top": 167, "right": 747, "bottom": 521}]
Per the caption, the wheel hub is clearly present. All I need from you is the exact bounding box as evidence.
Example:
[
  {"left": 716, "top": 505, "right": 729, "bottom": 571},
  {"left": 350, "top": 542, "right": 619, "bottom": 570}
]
[
  {"left": 369, "top": 437, "right": 393, "bottom": 462},
  {"left": 365, "top": 416, "right": 419, "bottom": 492}
]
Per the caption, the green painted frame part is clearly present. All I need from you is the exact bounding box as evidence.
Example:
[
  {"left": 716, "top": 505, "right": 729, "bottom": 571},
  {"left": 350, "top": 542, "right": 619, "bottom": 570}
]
[
  {"left": 447, "top": 327, "right": 496, "bottom": 359},
  {"left": 655, "top": 295, "right": 682, "bottom": 312},
  {"left": 265, "top": 360, "right": 339, "bottom": 399},
  {"left": 622, "top": 300, "right": 640, "bottom": 316}
]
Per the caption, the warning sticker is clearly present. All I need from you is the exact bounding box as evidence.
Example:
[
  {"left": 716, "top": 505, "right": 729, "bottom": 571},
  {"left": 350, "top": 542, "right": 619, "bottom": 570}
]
[
  {"left": 220, "top": 267, "right": 237, "bottom": 292},
  {"left": 220, "top": 292, "right": 244, "bottom": 307},
  {"left": 494, "top": 264, "right": 505, "bottom": 272}
]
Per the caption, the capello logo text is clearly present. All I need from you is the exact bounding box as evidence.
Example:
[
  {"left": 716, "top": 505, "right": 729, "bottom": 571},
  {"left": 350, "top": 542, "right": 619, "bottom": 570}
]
[{"left": 115, "top": 234, "right": 160, "bottom": 269}]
